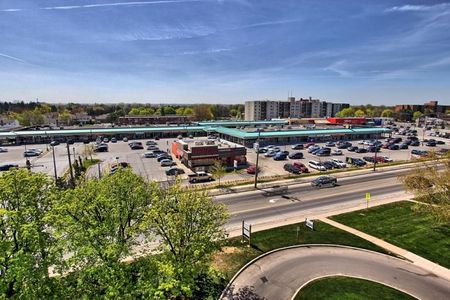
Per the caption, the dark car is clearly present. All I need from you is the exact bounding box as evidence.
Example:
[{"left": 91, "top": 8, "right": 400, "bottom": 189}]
[
  {"left": 50, "top": 141, "right": 60, "bottom": 146},
  {"left": 403, "top": 139, "right": 412, "bottom": 145},
  {"left": 280, "top": 150, "right": 289, "bottom": 156},
  {"left": 367, "top": 145, "right": 380, "bottom": 152},
  {"left": 436, "top": 140, "right": 445, "bottom": 145},
  {"left": 0, "top": 164, "right": 18, "bottom": 171},
  {"left": 273, "top": 153, "right": 287, "bottom": 161},
  {"left": 322, "top": 161, "right": 334, "bottom": 170},
  {"left": 288, "top": 152, "right": 304, "bottom": 159},
  {"left": 388, "top": 144, "right": 400, "bottom": 150},
  {"left": 130, "top": 142, "right": 144, "bottom": 150},
  {"left": 400, "top": 143, "right": 409, "bottom": 149},
  {"left": 94, "top": 144, "right": 108, "bottom": 152},
  {"left": 337, "top": 142, "right": 352, "bottom": 149},
  {"left": 325, "top": 141, "right": 336, "bottom": 147},
  {"left": 410, "top": 140, "right": 420, "bottom": 146},
  {"left": 355, "top": 148, "right": 368, "bottom": 153},
  {"left": 363, "top": 156, "right": 375, "bottom": 163},
  {"left": 316, "top": 148, "right": 331, "bottom": 156},
  {"left": 283, "top": 163, "right": 301, "bottom": 174},
  {"left": 157, "top": 155, "right": 172, "bottom": 162},
  {"left": 165, "top": 167, "right": 185, "bottom": 176},
  {"left": 66, "top": 139, "right": 75, "bottom": 145},
  {"left": 311, "top": 176, "right": 337, "bottom": 188},
  {"left": 347, "top": 146, "right": 358, "bottom": 152},
  {"left": 291, "top": 144, "right": 304, "bottom": 150},
  {"left": 426, "top": 141, "right": 436, "bottom": 147},
  {"left": 346, "top": 157, "right": 367, "bottom": 166}
]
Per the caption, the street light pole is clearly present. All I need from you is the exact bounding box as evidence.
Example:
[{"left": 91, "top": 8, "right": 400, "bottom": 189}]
[
  {"left": 373, "top": 138, "right": 378, "bottom": 172},
  {"left": 254, "top": 129, "right": 261, "bottom": 189},
  {"left": 52, "top": 145, "right": 58, "bottom": 181},
  {"left": 66, "top": 143, "right": 75, "bottom": 186}
]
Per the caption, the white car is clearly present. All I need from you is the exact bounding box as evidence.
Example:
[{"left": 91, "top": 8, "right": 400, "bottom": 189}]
[
  {"left": 28, "top": 148, "right": 43, "bottom": 154},
  {"left": 308, "top": 160, "right": 327, "bottom": 171},
  {"left": 143, "top": 152, "right": 156, "bottom": 158},
  {"left": 331, "top": 159, "right": 347, "bottom": 168},
  {"left": 264, "top": 150, "right": 276, "bottom": 157},
  {"left": 331, "top": 149, "right": 342, "bottom": 155},
  {"left": 24, "top": 150, "right": 40, "bottom": 157},
  {"left": 160, "top": 159, "right": 175, "bottom": 167},
  {"left": 0, "top": 147, "right": 8, "bottom": 153},
  {"left": 381, "top": 156, "right": 393, "bottom": 162}
]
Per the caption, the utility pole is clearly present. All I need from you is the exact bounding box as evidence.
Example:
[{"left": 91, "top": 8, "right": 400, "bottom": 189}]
[
  {"left": 52, "top": 145, "right": 58, "bottom": 181},
  {"left": 66, "top": 143, "right": 75, "bottom": 186},
  {"left": 373, "top": 137, "right": 378, "bottom": 172},
  {"left": 254, "top": 129, "right": 261, "bottom": 189}
]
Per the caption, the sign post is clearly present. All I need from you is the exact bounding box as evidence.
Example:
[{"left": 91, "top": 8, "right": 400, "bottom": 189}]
[
  {"left": 365, "top": 192, "right": 371, "bottom": 209},
  {"left": 242, "top": 220, "right": 252, "bottom": 246},
  {"left": 305, "top": 218, "right": 314, "bottom": 231}
]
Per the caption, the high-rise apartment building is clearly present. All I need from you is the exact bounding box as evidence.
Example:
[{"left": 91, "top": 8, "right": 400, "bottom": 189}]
[{"left": 245, "top": 97, "right": 349, "bottom": 120}]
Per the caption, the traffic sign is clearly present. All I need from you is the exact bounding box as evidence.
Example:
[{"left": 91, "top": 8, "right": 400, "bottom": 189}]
[{"left": 365, "top": 192, "right": 371, "bottom": 200}]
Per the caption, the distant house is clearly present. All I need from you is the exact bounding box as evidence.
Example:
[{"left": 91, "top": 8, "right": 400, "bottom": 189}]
[
  {"left": 0, "top": 116, "right": 20, "bottom": 130},
  {"left": 72, "top": 112, "right": 92, "bottom": 124}
]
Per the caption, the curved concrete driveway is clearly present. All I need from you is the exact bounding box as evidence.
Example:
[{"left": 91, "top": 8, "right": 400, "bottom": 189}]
[{"left": 220, "top": 246, "right": 450, "bottom": 300}]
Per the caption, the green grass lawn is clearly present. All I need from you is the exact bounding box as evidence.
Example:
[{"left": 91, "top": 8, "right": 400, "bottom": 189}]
[
  {"left": 294, "top": 276, "right": 416, "bottom": 300},
  {"left": 331, "top": 201, "right": 450, "bottom": 269},
  {"left": 215, "top": 221, "right": 389, "bottom": 281}
]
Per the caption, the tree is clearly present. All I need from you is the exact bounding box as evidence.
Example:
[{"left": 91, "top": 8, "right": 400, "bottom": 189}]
[
  {"left": 183, "top": 107, "right": 194, "bottom": 115},
  {"left": 336, "top": 107, "right": 355, "bottom": 117},
  {"left": 58, "top": 109, "right": 72, "bottom": 125},
  {"left": 0, "top": 169, "right": 57, "bottom": 298},
  {"left": 53, "top": 168, "right": 152, "bottom": 273},
  {"left": 209, "top": 105, "right": 219, "bottom": 120},
  {"left": 354, "top": 109, "right": 365, "bottom": 117},
  {"left": 175, "top": 107, "right": 186, "bottom": 115},
  {"left": 381, "top": 109, "right": 394, "bottom": 118},
  {"left": 128, "top": 108, "right": 141, "bottom": 116},
  {"left": 145, "top": 182, "right": 228, "bottom": 298},
  {"left": 399, "top": 154, "right": 450, "bottom": 223},
  {"left": 164, "top": 106, "right": 176, "bottom": 115},
  {"left": 211, "top": 160, "right": 227, "bottom": 186},
  {"left": 193, "top": 104, "right": 213, "bottom": 121},
  {"left": 413, "top": 111, "right": 424, "bottom": 121}
]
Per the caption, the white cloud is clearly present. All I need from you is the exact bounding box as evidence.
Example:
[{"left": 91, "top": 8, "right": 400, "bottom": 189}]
[
  {"left": 386, "top": 3, "right": 450, "bottom": 12},
  {"left": 0, "top": 53, "right": 27, "bottom": 63},
  {"left": 41, "top": 0, "right": 203, "bottom": 10},
  {"left": 324, "top": 60, "right": 353, "bottom": 78}
]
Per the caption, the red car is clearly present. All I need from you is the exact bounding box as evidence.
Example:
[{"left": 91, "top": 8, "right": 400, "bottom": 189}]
[
  {"left": 304, "top": 142, "right": 315, "bottom": 148},
  {"left": 246, "top": 165, "right": 259, "bottom": 174},
  {"left": 293, "top": 162, "right": 309, "bottom": 173}
]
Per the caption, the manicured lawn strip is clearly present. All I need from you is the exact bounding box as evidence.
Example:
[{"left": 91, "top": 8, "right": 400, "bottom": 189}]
[
  {"left": 331, "top": 201, "right": 450, "bottom": 269},
  {"left": 294, "top": 276, "right": 415, "bottom": 300},
  {"left": 217, "top": 221, "right": 390, "bottom": 281}
]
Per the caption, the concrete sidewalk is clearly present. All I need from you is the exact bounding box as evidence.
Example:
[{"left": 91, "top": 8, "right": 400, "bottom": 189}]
[{"left": 320, "top": 217, "right": 450, "bottom": 282}]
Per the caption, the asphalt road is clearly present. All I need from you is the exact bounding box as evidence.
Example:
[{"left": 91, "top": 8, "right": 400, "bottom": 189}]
[
  {"left": 220, "top": 246, "right": 450, "bottom": 300},
  {"left": 216, "top": 167, "right": 413, "bottom": 233}
]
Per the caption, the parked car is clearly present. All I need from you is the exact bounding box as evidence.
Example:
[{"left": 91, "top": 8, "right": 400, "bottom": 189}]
[
  {"left": 0, "top": 147, "right": 8, "bottom": 152},
  {"left": 188, "top": 171, "right": 213, "bottom": 183},
  {"left": 146, "top": 140, "right": 157, "bottom": 146},
  {"left": 347, "top": 146, "right": 358, "bottom": 152},
  {"left": 50, "top": 141, "right": 60, "bottom": 146},
  {"left": 103, "top": 138, "right": 109, "bottom": 143},
  {"left": 337, "top": 141, "right": 352, "bottom": 149},
  {"left": 304, "top": 142, "right": 315, "bottom": 148},
  {"left": 291, "top": 144, "right": 304, "bottom": 150},
  {"left": 381, "top": 156, "right": 393, "bottom": 162},
  {"left": 160, "top": 159, "right": 176, "bottom": 167},
  {"left": 367, "top": 145, "right": 381, "bottom": 152},
  {"left": 165, "top": 167, "right": 185, "bottom": 176},
  {"left": 143, "top": 152, "right": 157, "bottom": 158},
  {"left": 399, "top": 143, "right": 409, "bottom": 149},
  {"left": 157, "top": 155, "right": 172, "bottom": 162},
  {"left": 311, "top": 176, "right": 337, "bottom": 188},
  {"left": 246, "top": 165, "right": 259, "bottom": 174},
  {"left": 436, "top": 140, "right": 445, "bottom": 145},
  {"left": 426, "top": 141, "right": 436, "bottom": 147},
  {"left": 346, "top": 157, "right": 367, "bottom": 166},
  {"left": 331, "top": 149, "right": 343, "bottom": 155},
  {"left": 288, "top": 152, "right": 304, "bottom": 159},
  {"left": 410, "top": 140, "right": 420, "bottom": 146},
  {"left": 388, "top": 144, "right": 400, "bottom": 150},
  {"left": 279, "top": 150, "right": 289, "bottom": 156},
  {"left": 0, "top": 164, "right": 18, "bottom": 171},
  {"left": 284, "top": 163, "right": 301, "bottom": 174},
  {"left": 130, "top": 143, "right": 144, "bottom": 150},
  {"left": 308, "top": 160, "right": 326, "bottom": 171},
  {"left": 316, "top": 148, "right": 331, "bottom": 156},
  {"left": 330, "top": 159, "right": 347, "bottom": 168},
  {"left": 293, "top": 162, "right": 309, "bottom": 173},
  {"left": 147, "top": 145, "right": 159, "bottom": 151},
  {"left": 325, "top": 141, "right": 335, "bottom": 147},
  {"left": 273, "top": 153, "right": 287, "bottom": 161},
  {"left": 122, "top": 137, "right": 128, "bottom": 142},
  {"left": 264, "top": 150, "right": 277, "bottom": 157},
  {"left": 363, "top": 156, "right": 375, "bottom": 163},
  {"left": 308, "top": 145, "right": 321, "bottom": 153},
  {"left": 94, "top": 144, "right": 108, "bottom": 152},
  {"left": 355, "top": 148, "right": 368, "bottom": 153},
  {"left": 322, "top": 161, "right": 335, "bottom": 170},
  {"left": 111, "top": 137, "right": 117, "bottom": 143}
]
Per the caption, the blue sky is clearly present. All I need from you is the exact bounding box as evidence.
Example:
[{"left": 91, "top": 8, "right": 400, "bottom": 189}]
[{"left": 1, "top": 0, "right": 450, "bottom": 105}]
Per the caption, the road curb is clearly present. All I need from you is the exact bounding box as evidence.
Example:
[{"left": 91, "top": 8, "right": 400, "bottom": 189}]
[{"left": 219, "top": 244, "right": 424, "bottom": 300}]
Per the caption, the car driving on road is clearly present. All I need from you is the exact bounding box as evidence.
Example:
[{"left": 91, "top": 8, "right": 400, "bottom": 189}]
[{"left": 311, "top": 176, "right": 337, "bottom": 188}]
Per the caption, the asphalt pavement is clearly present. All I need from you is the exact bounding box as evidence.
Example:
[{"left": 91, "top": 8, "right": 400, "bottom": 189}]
[{"left": 220, "top": 246, "right": 450, "bottom": 300}]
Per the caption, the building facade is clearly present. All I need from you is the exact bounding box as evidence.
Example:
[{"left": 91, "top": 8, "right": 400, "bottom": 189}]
[
  {"left": 245, "top": 97, "right": 349, "bottom": 120},
  {"left": 395, "top": 100, "right": 450, "bottom": 121},
  {"left": 118, "top": 115, "right": 194, "bottom": 125}
]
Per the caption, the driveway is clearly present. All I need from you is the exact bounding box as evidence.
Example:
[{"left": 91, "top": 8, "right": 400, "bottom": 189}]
[{"left": 220, "top": 245, "right": 450, "bottom": 300}]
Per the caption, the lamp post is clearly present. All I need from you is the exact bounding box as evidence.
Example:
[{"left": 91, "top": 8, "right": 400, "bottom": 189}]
[
  {"left": 51, "top": 145, "right": 58, "bottom": 181},
  {"left": 373, "top": 137, "right": 378, "bottom": 172},
  {"left": 66, "top": 143, "right": 75, "bottom": 186},
  {"left": 254, "top": 129, "right": 261, "bottom": 189}
]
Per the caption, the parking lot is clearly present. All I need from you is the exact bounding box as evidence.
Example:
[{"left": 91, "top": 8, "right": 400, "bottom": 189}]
[{"left": 1, "top": 127, "right": 448, "bottom": 184}]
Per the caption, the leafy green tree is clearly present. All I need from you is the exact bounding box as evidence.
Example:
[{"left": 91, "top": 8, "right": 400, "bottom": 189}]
[
  {"left": 211, "top": 160, "right": 227, "bottom": 186},
  {"left": 183, "top": 107, "right": 193, "bottom": 115},
  {"left": 381, "top": 109, "right": 394, "bottom": 118},
  {"left": 413, "top": 111, "right": 424, "bottom": 120},
  {"left": 128, "top": 108, "right": 141, "bottom": 115},
  {"left": 53, "top": 169, "right": 152, "bottom": 276},
  {"left": 140, "top": 107, "right": 155, "bottom": 115},
  {"left": 337, "top": 107, "right": 355, "bottom": 117},
  {"left": 354, "top": 109, "right": 365, "bottom": 117},
  {"left": 145, "top": 182, "right": 228, "bottom": 298},
  {"left": 164, "top": 106, "right": 176, "bottom": 115},
  {"left": 399, "top": 154, "right": 450, "bottom": 223},
  {"left": 209, "top": 104, "right": 219, "bottom": 120},
  {"left": 193, "top": 104, "right": 213, "bottom": 120},
  {"left": 175, "top": 107, "right": 186, "bottom": 115},
  {"left": 0, "top": 169, "right": 58, "bottom": 298}
]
